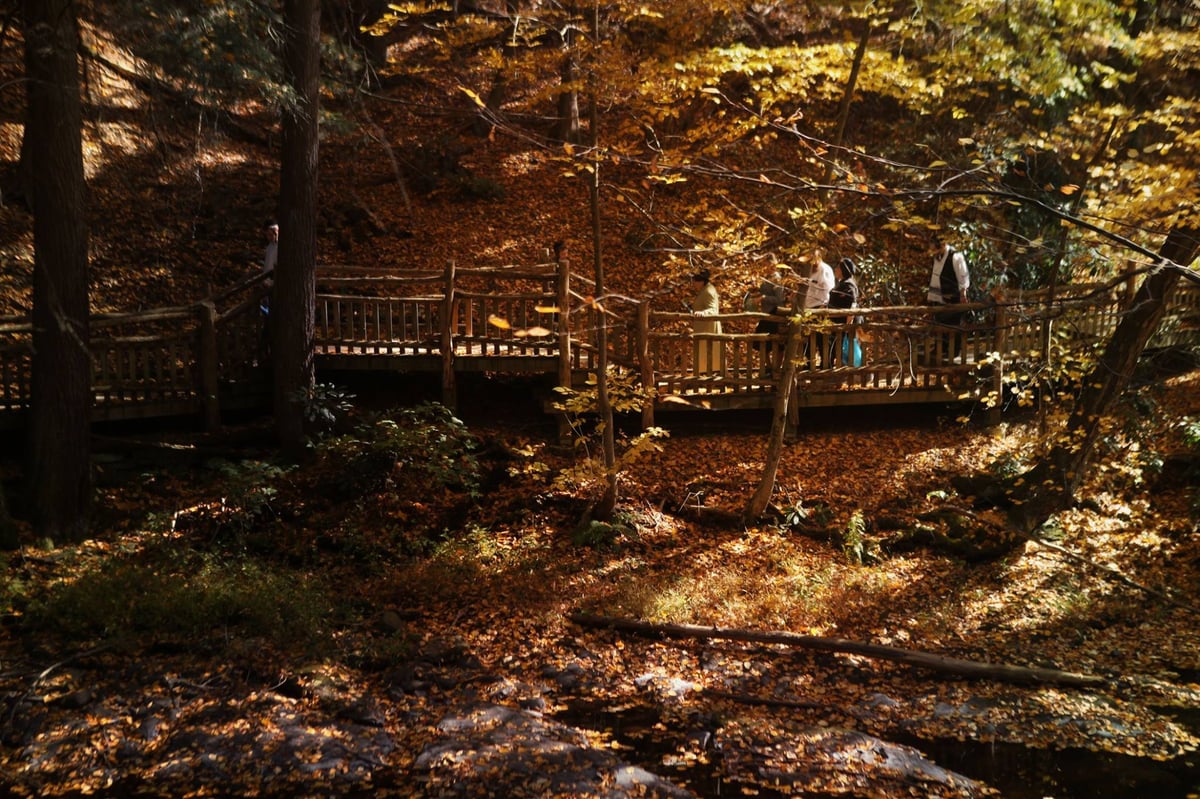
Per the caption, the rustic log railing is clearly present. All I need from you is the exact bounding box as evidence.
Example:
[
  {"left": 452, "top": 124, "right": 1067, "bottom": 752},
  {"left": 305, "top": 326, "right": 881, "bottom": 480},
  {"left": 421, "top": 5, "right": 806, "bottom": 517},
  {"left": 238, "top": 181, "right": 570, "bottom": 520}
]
[{"left": 0, "top": 265, "right": 1195, "bottom": 431}]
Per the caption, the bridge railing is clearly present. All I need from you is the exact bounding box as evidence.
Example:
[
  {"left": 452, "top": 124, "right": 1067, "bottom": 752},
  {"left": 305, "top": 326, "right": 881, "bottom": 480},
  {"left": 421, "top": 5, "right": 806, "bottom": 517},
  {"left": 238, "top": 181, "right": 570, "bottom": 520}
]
[
  {"left": 0, "top": 319, "right": 32, "bottom": 415},
  {"left": 311, "top": 262, "right": 573, "bottom": 360},
  {"left": 628, "top": 284, "right": 1138, "bottom": 410},
  {"left": 0, "top": 271, "right": 1194, "bottom": 430}
]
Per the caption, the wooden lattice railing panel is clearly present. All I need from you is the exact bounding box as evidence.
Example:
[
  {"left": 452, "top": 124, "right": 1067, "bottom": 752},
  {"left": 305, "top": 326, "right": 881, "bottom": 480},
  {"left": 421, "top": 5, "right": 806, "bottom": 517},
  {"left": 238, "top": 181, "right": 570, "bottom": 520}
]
[{"left": 0, "top": 274, "right": 1195, "bottom": 429}]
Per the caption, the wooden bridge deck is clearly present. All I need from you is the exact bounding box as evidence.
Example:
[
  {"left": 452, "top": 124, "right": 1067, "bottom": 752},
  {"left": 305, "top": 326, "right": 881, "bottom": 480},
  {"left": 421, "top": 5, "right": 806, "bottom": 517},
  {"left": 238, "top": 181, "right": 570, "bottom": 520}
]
[{"left": 0, "top": 261, "right": 1197, "bottom": 431}]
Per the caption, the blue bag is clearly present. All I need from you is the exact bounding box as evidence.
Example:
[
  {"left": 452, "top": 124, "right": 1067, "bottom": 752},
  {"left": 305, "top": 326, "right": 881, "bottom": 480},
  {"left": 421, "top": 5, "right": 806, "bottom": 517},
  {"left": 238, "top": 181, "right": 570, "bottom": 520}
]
[{"left": 841, "top": 334, "right": 863, "bottom": 367}]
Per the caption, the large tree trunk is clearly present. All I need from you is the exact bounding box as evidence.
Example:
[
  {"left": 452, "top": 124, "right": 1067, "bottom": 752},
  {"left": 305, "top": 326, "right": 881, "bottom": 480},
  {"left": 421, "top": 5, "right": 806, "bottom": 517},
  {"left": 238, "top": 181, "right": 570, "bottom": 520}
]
[
  {"left": 1016, "top": 227, "right": 1200, "bottom": 530},
  {"left": 555, "top": 24, "right": 580, "bottom": 144},
  {"left": 273, "top": 0, "right": 320, "bottom": 456},
  {"left": 23, "top": 0, "right": 93, "bottom": 543},
  {"left": 586, "top": 4, "right": 615, "bottom": 521}
]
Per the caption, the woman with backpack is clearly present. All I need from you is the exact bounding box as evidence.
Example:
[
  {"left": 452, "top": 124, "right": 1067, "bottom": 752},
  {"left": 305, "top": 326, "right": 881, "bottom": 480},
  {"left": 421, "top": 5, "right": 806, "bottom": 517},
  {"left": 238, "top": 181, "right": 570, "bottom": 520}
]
[{"left": 830, "top": 257, "right": 862, "bottom": 367}]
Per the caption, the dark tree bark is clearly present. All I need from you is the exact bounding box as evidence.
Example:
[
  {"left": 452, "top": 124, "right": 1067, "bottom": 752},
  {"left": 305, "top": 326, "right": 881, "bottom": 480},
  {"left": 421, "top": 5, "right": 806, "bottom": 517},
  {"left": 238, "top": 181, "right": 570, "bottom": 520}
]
[
  {"left": 273, "top": 0, "right": 320, "bottom": 456},
  {"left": 585, "top": 4, "right": 615, "bottom": 522},
  {"left": 555, "top": 23, "right": 580, "bottom": 144},
  {"left": 23, "top": 0, "right": 93, "bottom": 543},
  {"left": 0, "top": 484, "right": 16, "bottom": 550},
  {"left": 1016, "top": 227, "right": 1200, "bottom": 530}
]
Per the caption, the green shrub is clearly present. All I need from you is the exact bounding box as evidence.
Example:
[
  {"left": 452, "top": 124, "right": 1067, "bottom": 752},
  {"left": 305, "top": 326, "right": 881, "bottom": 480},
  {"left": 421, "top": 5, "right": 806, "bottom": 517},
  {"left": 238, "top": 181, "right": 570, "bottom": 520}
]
[
  {"left": 178, "top": 459, "right": 291, "bottom": 550},
  {"left": 27, "top": 549, "right": 331, "bottom": 650},
  {"left": 317, "top": 402, "right": 482, "bottom": 501},
  {"left": 291, "top": 382, "right": 356, "bottom": 440},
  {"left": 552, "top": 367, "right": 669, "bottom": 508}
]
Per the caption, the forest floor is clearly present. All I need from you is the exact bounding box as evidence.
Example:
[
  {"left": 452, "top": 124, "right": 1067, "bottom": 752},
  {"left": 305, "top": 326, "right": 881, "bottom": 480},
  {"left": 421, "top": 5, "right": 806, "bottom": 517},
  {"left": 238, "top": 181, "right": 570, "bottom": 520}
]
[
  {"left": 3, "top": 19, "right": 1200, "bottom": 799},
  {"left": 1, "top": 368, "right": 1199, "bottom": 798}
]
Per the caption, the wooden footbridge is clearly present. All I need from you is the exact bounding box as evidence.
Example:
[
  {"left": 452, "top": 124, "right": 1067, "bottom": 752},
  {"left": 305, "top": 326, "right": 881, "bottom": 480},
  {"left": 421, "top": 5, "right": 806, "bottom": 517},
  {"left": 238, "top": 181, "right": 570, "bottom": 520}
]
[{"left": 0, "top": 259, "right": 1197, "bottom": 432}]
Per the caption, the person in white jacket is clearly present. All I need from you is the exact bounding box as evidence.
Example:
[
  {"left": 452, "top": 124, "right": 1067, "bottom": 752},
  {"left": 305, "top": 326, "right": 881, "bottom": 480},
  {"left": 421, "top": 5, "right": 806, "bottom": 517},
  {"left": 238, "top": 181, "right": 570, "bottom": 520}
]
[
  {"left": 801, "top": 249, "right": 836, "bottom": 366},
  {"left": 803, "top": 249, "right": 836, "bottom": 309}
]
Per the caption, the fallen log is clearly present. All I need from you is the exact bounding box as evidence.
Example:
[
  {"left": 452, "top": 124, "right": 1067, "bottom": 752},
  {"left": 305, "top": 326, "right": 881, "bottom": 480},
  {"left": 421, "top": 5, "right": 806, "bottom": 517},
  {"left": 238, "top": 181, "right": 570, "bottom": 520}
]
[{"left": 569, "top": 613, "right": 1108, "bottom": 688}]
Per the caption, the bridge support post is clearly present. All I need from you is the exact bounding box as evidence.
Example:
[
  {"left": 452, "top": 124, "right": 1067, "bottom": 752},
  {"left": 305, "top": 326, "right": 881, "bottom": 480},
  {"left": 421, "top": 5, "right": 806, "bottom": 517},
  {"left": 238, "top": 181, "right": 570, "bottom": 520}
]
[
  {"left": 441, "top": 260, "right": 457, "bottom": 411},
  {"left": 986, "top": 304, "right": 1007, "bottom": 426},
  {"left": 784, "top": 327, "right": 801, "bottom": 443},
  {"left": 637, "top": 301, "right": 654, "bottom": 430},
  {"left": 555, "top": 258, "right": 572, "bottom": 442},
  {"left": 197, "top": 301, "right": 221, "bottom": 431},
  {"left": 746, "top": 328, "right": 803, "bottom": 520}
]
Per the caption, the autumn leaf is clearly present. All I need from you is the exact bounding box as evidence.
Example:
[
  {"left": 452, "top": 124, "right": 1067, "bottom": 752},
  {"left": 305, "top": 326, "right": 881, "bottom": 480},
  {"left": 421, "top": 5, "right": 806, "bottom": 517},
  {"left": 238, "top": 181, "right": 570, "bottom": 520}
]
[{"left": 457, "top": 85, "right": 485, "bottom": 108}]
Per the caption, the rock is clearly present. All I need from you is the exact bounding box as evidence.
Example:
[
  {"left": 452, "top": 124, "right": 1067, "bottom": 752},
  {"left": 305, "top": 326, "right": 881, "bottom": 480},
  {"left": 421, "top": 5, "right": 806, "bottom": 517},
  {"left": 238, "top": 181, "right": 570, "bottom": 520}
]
[
  {"left": 416, "top": 702, "right": 695, "bottom": 797},
  {"left": 721, "top": 725, "right": 990, "bottom": 798}
]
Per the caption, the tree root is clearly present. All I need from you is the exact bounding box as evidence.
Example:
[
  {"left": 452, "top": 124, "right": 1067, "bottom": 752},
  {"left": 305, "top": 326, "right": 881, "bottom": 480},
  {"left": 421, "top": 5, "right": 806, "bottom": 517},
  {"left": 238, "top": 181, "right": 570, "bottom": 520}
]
[{"left": 941, "top": 503, "right": 1200, "bottom": 616}]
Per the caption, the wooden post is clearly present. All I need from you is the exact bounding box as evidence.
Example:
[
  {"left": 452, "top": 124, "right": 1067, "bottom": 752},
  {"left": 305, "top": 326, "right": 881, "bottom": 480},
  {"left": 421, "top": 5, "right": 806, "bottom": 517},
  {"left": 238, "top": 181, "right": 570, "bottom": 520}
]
[
  {"left": 197, "top": 301, "right": 221, "bottom": 431},
  {"left": 554, "top": 258, "right": 573, "bottom": 442},
  {"left": 745, "top": 328, "right": 802, "bottom": 521},
  {"left": 441, "top": 260, "right": 457, "bottom": 410},
  {"left": 637, "top": 301, "right": 654, "bottom": 430},
  {"left": 987, "top": 304, "right": 1007, "bottom": 427},
  {"left": 556, "top": 258, "right": 572, "bottom": 390},
  {"left": 786, "top": 324, "right": 801, "bottom": 440}
]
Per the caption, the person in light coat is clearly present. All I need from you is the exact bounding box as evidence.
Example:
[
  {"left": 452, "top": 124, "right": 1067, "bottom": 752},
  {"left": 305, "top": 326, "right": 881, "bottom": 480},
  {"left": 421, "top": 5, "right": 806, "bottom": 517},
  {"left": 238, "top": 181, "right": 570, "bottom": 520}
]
[
  {"left": 801, "top": 249, "right": 836, "bottom": 366},
  {"left": 690, "top": 269, "right": 723, "bottom": 374}
]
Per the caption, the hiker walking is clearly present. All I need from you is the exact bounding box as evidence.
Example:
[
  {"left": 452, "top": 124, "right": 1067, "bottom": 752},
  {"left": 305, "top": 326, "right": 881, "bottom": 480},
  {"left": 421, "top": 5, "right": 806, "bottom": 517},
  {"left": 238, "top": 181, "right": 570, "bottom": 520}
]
[{"left": 927, "top": 234, "right": 970, "bottom": 362}]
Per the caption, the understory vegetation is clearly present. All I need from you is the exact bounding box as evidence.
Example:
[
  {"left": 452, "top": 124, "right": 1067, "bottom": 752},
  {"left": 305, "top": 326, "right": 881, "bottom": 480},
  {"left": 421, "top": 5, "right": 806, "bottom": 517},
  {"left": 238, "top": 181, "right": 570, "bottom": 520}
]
[{"left": 2, "top": 366, "right": 1198, "bottom": 795}]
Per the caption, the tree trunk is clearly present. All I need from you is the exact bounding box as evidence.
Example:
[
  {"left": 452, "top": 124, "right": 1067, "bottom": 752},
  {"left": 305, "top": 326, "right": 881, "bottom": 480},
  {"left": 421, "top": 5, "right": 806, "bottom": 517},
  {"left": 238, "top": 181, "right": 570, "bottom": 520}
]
[
  {"left": 555, "top": 26, "right": 580, "bottom": 144},
  {"left": 273, "top": 0, "right": 321, "bottom": 456},
  {"left": 586, "top": 4, "right": 616, "bottom": 521},
  {"left": 1017, "top": 226, "right": 1200, "bottom": 530},
  {"left": 569, "top": 614, "right": 1107, "bottom": 688},
  {"left": 819, "top": 20, "right": 870, "bottom": 202},
  {"left": 744, "top": 328, "right": 801, "bottom": 521},
  {"left": 23, "top": 0, "right": 93, "bottom": 543},
  {"left": 0, "top": 482, "right": 17, "bottom": 550},
  {"left": 472, "top": 0, "right": 516, "bottom": 137},
  {"left": 1037, "top": 118, "right": 1118, "bottom": 433}
]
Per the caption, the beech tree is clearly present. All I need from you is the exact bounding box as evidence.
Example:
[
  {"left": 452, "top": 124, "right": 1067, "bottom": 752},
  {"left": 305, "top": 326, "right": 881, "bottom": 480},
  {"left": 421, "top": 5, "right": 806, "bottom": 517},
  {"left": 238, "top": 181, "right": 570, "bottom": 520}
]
[{"left": 22, "top": 0, "right": 93, "bottom": 543}]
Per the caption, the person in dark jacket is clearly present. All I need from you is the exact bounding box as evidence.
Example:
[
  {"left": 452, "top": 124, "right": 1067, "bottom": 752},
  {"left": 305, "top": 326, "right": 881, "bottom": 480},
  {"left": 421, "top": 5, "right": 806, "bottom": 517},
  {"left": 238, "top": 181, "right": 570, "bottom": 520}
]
[
  {"left": 754, "top": 277, "right": 789, "bottom": 377},
  {"left": 927, "top": 234, "right": 971, "bottom": 362},
  {"left": 829, "top": 258, "right": 860, "bottom": 366}
]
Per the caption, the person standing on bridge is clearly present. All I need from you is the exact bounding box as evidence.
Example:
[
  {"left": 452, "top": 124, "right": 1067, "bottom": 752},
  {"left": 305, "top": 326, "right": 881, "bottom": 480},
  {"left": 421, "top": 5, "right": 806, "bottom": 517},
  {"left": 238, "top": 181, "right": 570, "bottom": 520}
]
[
  {"left": 927, "top": 233, "right": 971, "bottom": 363},
  {"left": 801, "top": 248, "right": 836, "bottom": 366},
  {"left": 829, "top": 257, "right": 862, "bottom": 366},
  {"left": 261, "top": 219, "right": 279, "bottom": 308},
  {"left": 257, "top": 219, "right": 279, "bottom": 365},
  {"left": 754, "top": 273, "right": 789, "bottom": 377},
  {"left": 690, "top": 269, "right": 723, "bottom": 375}
]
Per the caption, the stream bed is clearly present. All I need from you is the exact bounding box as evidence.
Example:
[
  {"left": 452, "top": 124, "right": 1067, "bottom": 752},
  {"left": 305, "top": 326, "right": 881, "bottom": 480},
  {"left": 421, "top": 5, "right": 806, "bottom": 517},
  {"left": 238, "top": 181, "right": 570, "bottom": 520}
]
[{"left": 556, "top": 700, "right": 1200, "bottom": 798}]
